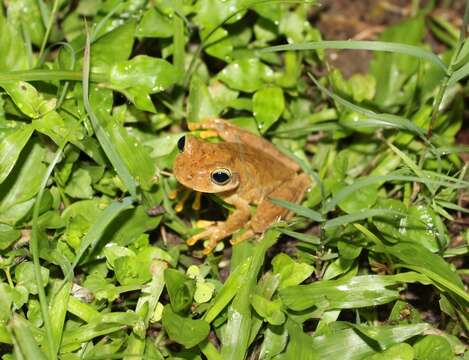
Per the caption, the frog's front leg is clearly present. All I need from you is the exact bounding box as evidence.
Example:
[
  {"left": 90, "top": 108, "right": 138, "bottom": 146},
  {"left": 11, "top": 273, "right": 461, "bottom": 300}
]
[{"left": 186, "top": 194, "right": 251, "bottom": 253}]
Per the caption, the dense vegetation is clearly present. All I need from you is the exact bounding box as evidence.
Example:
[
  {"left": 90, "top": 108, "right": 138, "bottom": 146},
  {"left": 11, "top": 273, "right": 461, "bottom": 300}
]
[{"left": 0, "top": 0, "right": 468, "bottom": 359}]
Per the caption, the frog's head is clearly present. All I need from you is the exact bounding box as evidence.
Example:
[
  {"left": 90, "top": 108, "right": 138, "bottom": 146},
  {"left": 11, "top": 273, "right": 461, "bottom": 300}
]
[{"left": 173, "top": 135, "right": 240, "bottom": 193}]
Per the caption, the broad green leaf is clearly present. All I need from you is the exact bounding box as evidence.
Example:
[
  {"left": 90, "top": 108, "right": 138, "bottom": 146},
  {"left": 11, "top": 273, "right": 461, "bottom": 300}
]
[
  {"left": 308, "top": 323, "right": 428, "bottom": 360},
  {"left": 164, "top": 268, "right": 196, "bottom": 313},
  {"left": 0, "top": 125, "right": 33, "bottom": 184},
  {"left": 10, "top": 314, "right": 47, "bottom": 360},
  {"left": 272, "top": 253, "right": 314, "bottom": 290},
  {"left": 0, "top": 12, "right": 29, "bottom": 71},
  {"left": 0, "top": 223, "right": 20, "bottom": 250},
  {"left": 5, "top": 0, "right": 45, "bottom": 47},
  {"left": 370, "top": 15, "right": 425, "bottom": 109},
  {"left": 364, "top": 343, "right": 414, "bottom": 360},
  {"left": 0, "top": 141, "right": 46, "bottom": 225},
  {"left": 1, "top": 81, "right": 44, "bottom": 118},
  {"left": 385, "top": 242, "right": 468, "bottom": 302},
  {"left": 15, "top": 262, "right": 49, "bottom": 295},
  {"left": 413, "top": 335, "right": 453, "bottom": 360},
  {"left": 253, "top": 86, "right": 284, "bottom": 133},
  {"left": 251, "top": 295, "right": 285, "bottom": 325},
  {"left": 259, "top": 325, "right": 288, "bottom": 360},
  {"left": 204, "top": 257, "right": 252, "bottom": 323},
  {"left": 220, "top": 230, "right": 279, "bottom": 360},
  {"left": 280, "top": 273, "right": 430, "bottom": 312},
  {"left": 218, "top": 58, "right": 275, "bottom": 92},
  {"left": 162, "top": 305, "right": 210, "bottom": 348},
  {"left": 136, "top": 8, "right": 173, "bottom": 38},
  {"left": 194, "top": 0, "right": 244, "bottom": 32},
  {"left": 65, "top": 168, "right": 94, "bottom": 199},
  {"left": 91, "top": 21, "right": 136, "bottom": 68},
  {"left": 187, "top": 75, "right": 218, "bottom": 122},
  {"left": 110, "top": 55, "right": 180, "bottom": 95}
]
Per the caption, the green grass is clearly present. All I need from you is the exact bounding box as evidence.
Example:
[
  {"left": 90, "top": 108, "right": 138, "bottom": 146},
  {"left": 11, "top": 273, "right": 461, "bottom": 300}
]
[{"left": 0, "top": 0, "right": 468, "bottom": 359}]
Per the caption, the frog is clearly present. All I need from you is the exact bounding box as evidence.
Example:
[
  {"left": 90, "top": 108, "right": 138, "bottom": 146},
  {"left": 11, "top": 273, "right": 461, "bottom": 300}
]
[{"left": 173, "top": 118, "right": 311, "bottom": 254}]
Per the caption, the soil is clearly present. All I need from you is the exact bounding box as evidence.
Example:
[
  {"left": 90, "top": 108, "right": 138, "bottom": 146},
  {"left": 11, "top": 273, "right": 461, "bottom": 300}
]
[{"left": 314, "top": 0, "right": 466, "bottom": 77}]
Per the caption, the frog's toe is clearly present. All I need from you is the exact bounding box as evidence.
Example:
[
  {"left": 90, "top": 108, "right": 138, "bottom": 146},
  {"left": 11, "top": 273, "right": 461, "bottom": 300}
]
[
  {"left": 186, "top": 229, "right": 211, "bottom": 246},
  {"left": 230, "top": 229, "right": 255, "bottom": 245},
  {"left": 202, "top": 245, "right": 214, "bottom": 255}
]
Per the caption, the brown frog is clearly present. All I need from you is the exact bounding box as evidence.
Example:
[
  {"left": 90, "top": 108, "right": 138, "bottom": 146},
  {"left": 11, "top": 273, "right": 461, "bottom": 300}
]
[{"left": 173, "top": 118, "right": 310, "bottom": 254}]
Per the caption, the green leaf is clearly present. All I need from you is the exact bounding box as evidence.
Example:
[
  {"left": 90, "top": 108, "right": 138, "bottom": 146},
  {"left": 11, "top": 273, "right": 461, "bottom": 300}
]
[
  {"left": 91, "top": 21, "right": 136, "bottom": 67},
  {"left": 65, "top": 168, "right": 94, "bottom": 199},
  {"left": 0, "top": 125, "right": 33, "bottom": 184},
  {"left": 1, "top": 81, "right": 44, "bottom": 118},
  {"left": 280, "top": 273, "right": 430, "bottom": 312},
  {"left": 364, "top": 343, "right": 414, "bottom": 360},
  {"left": 413, "top": 335, "right": 453, "bottom": 360},
  {"left": 10, "top": 314, "right": 47, "bottom": 360},
  {"left": 0, "top": 223, "right": 20, "bottom": 250},
  {"left": 251, "top": 294, "right": 285, "bottom": 325},
  {"left": 110, "top": 55, "right": 180, "bottom": 95},
  {"left": 272, "top": 253, "right": 314, "bottom": 290},
  {"left": 0, "top": 12, "right": 29, "bottom": 71},
  {"left": 309, "top": 323, "right": 428, "bottom": 360},
  {"left": 0, "top": 141, "right": 47, "bottom": 225},
  {"left": 385, "top": 242, "right": 468, "bottom": 302},
  {"left": 162, "top": 305, "right": 210, "bottom": 348},
  {"left": 164, "top": 268, "right": 196, "bottom": 313},
  {"left": 370, "top": 15, "right": 426, "bottom": 109},
  {"left": 136, "top": 8, "right": 173, "bottom": 38},
  {"left": 253, "top": 86, "right": 284, "bottom": 133},
  {"left": 15, "top": 262, "right": 49, "bottom": 295},
  {"left": 187, "top": 75, "right": 218, "bottom": 123},
  {"left": 6, "top": 0, "right": 45, "bottom": 47},
  {"left": 218, "top": 58, "right": 274, "bottom": 92}
]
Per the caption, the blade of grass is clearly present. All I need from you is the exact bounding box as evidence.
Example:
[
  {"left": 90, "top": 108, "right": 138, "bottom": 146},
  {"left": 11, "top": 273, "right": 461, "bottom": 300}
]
[
  {"left": 429, "top": 0, "right": 469, "bottom": 134},
  {"left": 38, "top": 0, "right": 60, "bottom": 61},
  {"left": 220, "top": 230, "right": 279, "bottom": 360},
  {"left": 10, "top": 315, "right": 47, "bottom": 360},
  {"left": 323, "top": 209, "right": 405, "bottom": 229},
  {"left": 269, "top": 198, "right": 324, "bottom": 222},
  {"left": 60, "top": 197, "right": 133, "bottom": 285},
  {"left": 30, "top": 144, "right": 65, "bottom": 360},
  {"left": 0, "top": 70, "right": 107, "bottom": 83},
  {"left": 262, "top": 40, "right": 447, "bottom": 71},
  {"left": 308, "top": 73, "right": 431, "bottom": 145},
  {"left": 278, "top": 228, "right": 321, "bottom": 244},
  {"left": 49, "top": 281, "right": 72, "bottom": 354},
  {"left": 82, "top": 25, "right": 139, "bottom": 200},
  {"left": 324, "top": 172, "right": 468, "bottom": 213},
  {"left": 204, "top": 257, "right": 252, "bottom": 323}
]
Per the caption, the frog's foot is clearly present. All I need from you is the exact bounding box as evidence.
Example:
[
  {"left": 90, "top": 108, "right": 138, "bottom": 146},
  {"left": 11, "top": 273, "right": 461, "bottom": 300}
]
[
  {"left": 171, "top": 188, "right": 203, "bottom": 213},
  {"left": 187, "top": 118, "right": 221, "bottom": 132},
  {"left": 187, "top": 224, "right": 230, "bottom": 253},
  {"left": 229, "top": 229, "right": 255, "bottom": 245},
  {"left": 175, "top": 188, "right": 191, "bottom": 212}
]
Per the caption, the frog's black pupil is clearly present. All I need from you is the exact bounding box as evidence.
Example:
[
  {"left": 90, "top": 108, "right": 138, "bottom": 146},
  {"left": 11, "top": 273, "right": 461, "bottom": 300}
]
[
  {"left": 177, "top": 136, "right": 185, "bottom": 152},
  {"left": 212, "top": 171, "right": 230, "bottom": 184}
]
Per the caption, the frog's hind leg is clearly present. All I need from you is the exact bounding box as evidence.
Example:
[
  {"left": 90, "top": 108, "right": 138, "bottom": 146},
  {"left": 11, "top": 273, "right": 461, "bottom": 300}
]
[{"left": 250, "top": 173, "right": 311, "bottom": 233}]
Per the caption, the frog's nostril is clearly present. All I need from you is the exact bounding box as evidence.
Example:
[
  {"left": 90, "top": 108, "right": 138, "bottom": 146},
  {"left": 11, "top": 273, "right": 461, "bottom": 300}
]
[{"left": 177, "top": 136, "right": 185, "bottom": 152}]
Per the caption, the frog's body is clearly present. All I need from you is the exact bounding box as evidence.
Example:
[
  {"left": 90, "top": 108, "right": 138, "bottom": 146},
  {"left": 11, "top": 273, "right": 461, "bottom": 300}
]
[{"left": 173, "top": 118, "right": 310, "bottom": 254}]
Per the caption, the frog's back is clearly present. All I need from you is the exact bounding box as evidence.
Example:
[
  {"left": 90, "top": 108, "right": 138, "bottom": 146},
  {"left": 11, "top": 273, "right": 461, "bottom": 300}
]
[{"left": 224, "top": 142, "right": 297, "bottom": 203}]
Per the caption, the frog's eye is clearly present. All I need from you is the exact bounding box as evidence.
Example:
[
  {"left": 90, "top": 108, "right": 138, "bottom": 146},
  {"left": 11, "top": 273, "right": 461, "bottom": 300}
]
[
  {"left": 177, "top": 136, "right": 185, "bottom": 152},
  {"left": 210, "top": 168, "right": 231, "bottom": 185}
]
